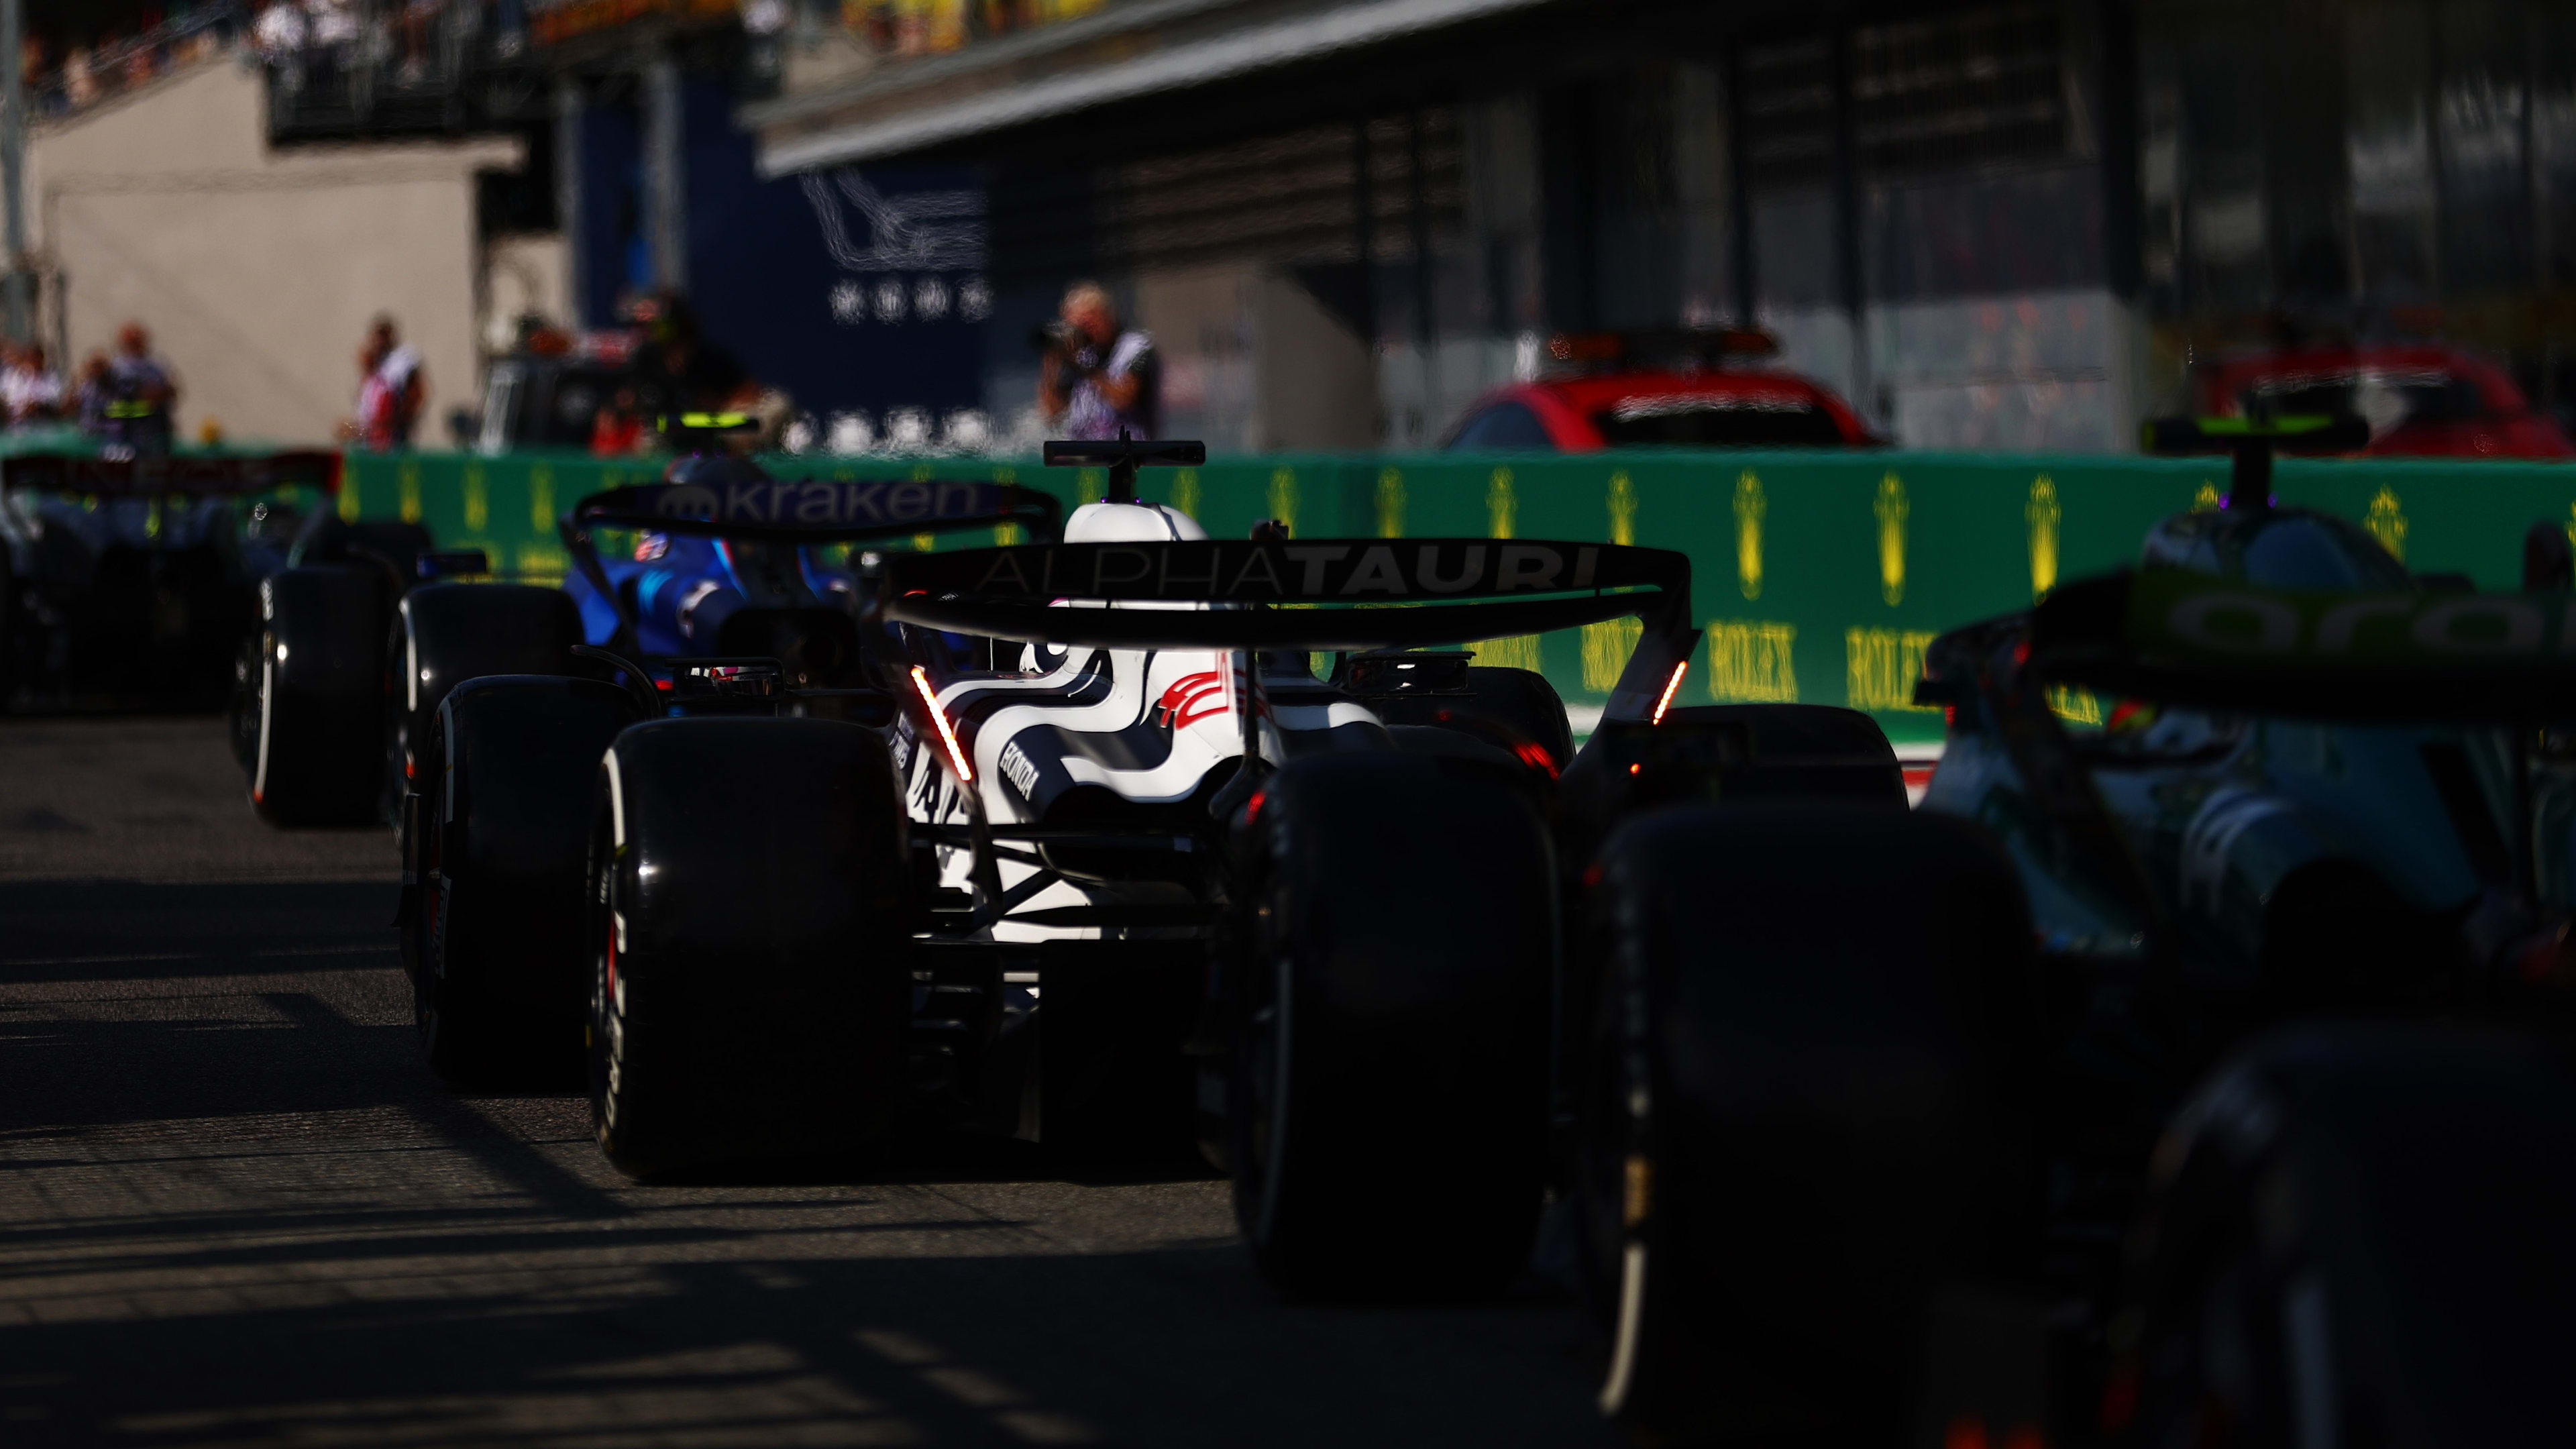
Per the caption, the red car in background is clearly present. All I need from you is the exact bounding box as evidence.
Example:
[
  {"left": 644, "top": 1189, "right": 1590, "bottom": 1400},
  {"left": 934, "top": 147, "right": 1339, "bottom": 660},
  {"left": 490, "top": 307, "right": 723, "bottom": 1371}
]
[
  {"left": 2193, "top": 345, "right": 2573, "bottom": 459},
  {"left": 1440, "top": 329, "right": 1880, "bottom": 451}
]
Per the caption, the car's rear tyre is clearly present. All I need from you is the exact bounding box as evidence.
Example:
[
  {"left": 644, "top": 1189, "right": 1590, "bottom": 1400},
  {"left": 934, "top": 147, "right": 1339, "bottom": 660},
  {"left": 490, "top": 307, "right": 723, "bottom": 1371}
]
[
  {"left": 2123, "top": 1024, "right": 2576, "bottom": 1449},
  {"left": 1582, "top": 805, "right": 2039, "bottom": 1444},
  {"left": 248, "top": 565, "right": 386, "bottom": 826},
  {"left": 588, "top": 718, "right": 912, "bottom": 1179},
  {"left": 388, "top": 583, "right": 585, "bottom": 823},
  {"left": 1366, "top": 664, "right": 1575, "bottom": 775},
  {"left": 1226, "top": 751, "right": 1556, "bottom": 1299},
  {"left": 405, "top": 676, "right": 641, "bottom": 1086}
]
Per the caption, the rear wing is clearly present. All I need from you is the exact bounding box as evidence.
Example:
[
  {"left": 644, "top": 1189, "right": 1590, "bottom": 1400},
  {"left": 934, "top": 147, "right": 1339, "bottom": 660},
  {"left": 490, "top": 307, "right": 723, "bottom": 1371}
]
[
  {"left": 2028, "top": 568, "right": 2576, "bottom": 722},
  {"left": 0, "top": 450, "right": 341, "bottom": 496},
  {"left": 565, "top": 476, "right": 1059, "bottom": 544},
  {"left": 883, "top": 536, "right": 1697, "bottom": 720}
]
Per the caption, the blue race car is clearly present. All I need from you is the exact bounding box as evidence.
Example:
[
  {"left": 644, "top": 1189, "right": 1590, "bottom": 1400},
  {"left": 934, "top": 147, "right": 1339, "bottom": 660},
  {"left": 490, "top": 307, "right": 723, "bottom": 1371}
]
[{"left": 245, "top": 432, "right": 1054, "bottom": 1079}]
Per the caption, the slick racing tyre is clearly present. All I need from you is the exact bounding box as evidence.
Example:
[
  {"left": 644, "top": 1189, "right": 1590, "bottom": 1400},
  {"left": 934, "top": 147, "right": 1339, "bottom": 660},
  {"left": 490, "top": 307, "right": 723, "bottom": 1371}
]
[
  {"left": 1583, "top": 806, "right": 2039, "bottom": 1445},
  {"left": 248, "top": 565, "right": 386, "bottom": 825},
  {"left": 405, "top": 676, "right": 642, "bottom": 1085},
  {"left": 389, "top": 584, "right": 584, "bottom": 821},
  {"left": 1685, "top": 702, "right": 1909, "bottom": 806},
  {"left": 588, "top": 718, "right": 912, "bottom": 1179},
  {"left": 2123, "top": 1024, "right": 2576, "bottom": 1449},
  {"left": 1226, "top": 751, "right": 1556, "bottom": 1299},
  {"left": 1366, "top": 664, "right": 1576, "bottom": 777}
]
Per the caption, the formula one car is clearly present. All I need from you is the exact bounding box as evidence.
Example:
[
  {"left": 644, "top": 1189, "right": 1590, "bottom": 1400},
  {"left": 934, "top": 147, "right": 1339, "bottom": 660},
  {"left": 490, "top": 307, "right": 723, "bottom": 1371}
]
[
  {"left": 1580, "top": 419, "right": 2576, "bottom": 1445},
  {"left": 0, "top": 448, "right": 355, "bottom": 712},
  {"left": 387, "top": 447, "right": 1057, "bottom": 1081},
  {"left": 387, "top": 429, "right": 1914, "bottom": 1230}
]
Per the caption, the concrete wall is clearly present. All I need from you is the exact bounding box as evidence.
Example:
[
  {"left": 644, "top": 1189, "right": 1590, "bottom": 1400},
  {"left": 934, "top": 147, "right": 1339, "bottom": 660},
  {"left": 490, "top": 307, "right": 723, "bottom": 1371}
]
[{"left": 27, "top": 56, "right": 522, "bottom": 445}]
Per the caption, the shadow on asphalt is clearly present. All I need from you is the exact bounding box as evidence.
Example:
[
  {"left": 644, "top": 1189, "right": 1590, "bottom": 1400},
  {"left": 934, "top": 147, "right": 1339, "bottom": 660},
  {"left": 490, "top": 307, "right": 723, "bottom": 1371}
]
[{"left": 0, "top": 875, "right": 1613, "bottom": 1448}]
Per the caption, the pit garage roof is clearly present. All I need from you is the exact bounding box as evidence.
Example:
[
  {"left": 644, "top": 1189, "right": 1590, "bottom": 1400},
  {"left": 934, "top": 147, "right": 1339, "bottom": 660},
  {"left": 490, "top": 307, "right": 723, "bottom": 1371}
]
[{"left": 746, "top": 0, "right": 1556, "bottom": 176}]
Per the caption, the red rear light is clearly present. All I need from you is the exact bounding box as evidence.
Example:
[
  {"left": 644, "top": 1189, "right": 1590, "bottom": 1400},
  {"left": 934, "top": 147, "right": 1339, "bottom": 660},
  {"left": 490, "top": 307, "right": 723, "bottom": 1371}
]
[
  {"left": 1651, "top": 661, "right": 1689, "bottom": 725},
  {"left": 912, "top": 665, "right": 974, "bottom": 782}
]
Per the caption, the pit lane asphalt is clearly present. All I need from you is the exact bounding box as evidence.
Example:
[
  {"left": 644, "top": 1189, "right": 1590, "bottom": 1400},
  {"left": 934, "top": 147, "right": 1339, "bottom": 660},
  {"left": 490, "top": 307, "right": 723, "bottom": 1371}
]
[{"left": 0, "top": 716, "right": 1616, "bottom": 1448}]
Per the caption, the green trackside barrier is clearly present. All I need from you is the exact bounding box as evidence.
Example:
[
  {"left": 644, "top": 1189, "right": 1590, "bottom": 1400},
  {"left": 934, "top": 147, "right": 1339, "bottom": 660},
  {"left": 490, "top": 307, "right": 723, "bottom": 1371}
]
[{"left": 341, "top": 449, "right": 2576, "bottom": 747}]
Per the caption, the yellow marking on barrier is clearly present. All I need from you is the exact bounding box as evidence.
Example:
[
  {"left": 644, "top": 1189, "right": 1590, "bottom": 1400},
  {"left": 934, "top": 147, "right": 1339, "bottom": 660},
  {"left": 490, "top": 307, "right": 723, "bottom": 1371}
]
[
  {"left": 1078, "top": 468, "right": 1104, "bottom": 506},
  {"left": 1874, "top": 472, "right": 1909, "bottom": 606},
  {"left": 464, "top": 464, "right": 488, "bottom": 532},
  {"left": 2048, "top": 685, "right": 2103, "bottom": 725},
  {"left": 1477, "top": 634, "right": 1542, "bottom": 672},
  {"left": 398, "top": 462, "right": 422, "bottom": 525},
  {"left": 914, "top": 532, "right": 936, "bottom": 552},
  {"left": 145, "top": 497, "right": 161, "bottom": 539},
  {"left": 2193, "top": 482, "right": 2222, "bottom": 513},
  {"left": 515, "top": 543, "right": 569, "bottom": 586},
  {"left": 1733, "top": 470, "right": 1764, "bottom": 600},
  {"left": 1172, "top": 467, "right": 1201, "bottom": 519},
  {"left": 1607, "top": 470, "right": 1635, "bottom": 546},
  {"left": 2365, "top": 486, "right": 2407, "bottom": 560},
  {"left": 1845, "top": 627, "right": 1939, "bottom": 712},
  {"left": 1487, "top": 467, "right": 1516, "bottom": 539},
  {"left": 529, "top": 464, "right": 554, "bottom": 531},
  {"left": 1706, "top": 622, "right": 1798, "bottom": 702},
  {"left": 1268, "top": 468, "right": 1299, "bottom": 533},
  {"left": 1376, "top": 467, "right": 1405, "bottom": 538},
  {"left": 913, "top": 462, "right": 936, "bottom": 483},
  {"left": 994, "top": 521, "right": 1022, "bottom": 546},
  {"left": 1582, "top": 616, "right": 1643, "bottom": 692},
  {"left": 2027, "top": 474, "right": 2060, "bottom": 602}
]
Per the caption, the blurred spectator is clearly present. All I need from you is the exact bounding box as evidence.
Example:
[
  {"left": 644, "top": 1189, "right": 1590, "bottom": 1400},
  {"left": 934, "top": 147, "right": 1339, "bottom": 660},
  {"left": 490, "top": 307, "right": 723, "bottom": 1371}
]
[
  {"left": 62, "top": 44, "right": 96, "bottom": 107},
  {"left": 342, "top": 316, "right": 427, "bottom": 450},
  {"left": 1, "top": 342, "right": 66, "bottom": 427},
  {"left": 397, "top": 0, "right": 435, "bottom": 82},
  {"left": 1038, "top": 281, "right": 1159, "bottom": 441},
  {"left": 591, "top": 384, "right": 647, "bottom": 457},
  {"left": 629, "top": 291, "right": 755, "bottom": 417},
  {"left": 309, "top": 0, "right": 360, "bottom": 54},
  {"left": 253, "top": 1, "right": 307, "bottom": 62},
  {"left": 371, "top": 315, "right": 426, "bottom": 445},
  {"left": 109, "top": 323, "right": 179, "bottom": 412},
  {"left": 72, "top": 353, "right": 111, "bottom": 434}
]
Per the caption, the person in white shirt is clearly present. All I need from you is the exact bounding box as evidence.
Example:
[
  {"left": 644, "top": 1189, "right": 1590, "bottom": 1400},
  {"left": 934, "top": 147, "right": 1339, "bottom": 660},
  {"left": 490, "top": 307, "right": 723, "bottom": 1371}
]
[
  {"left": 366, "top": 315, "right": 426, "bottom": 448},
  {"left": 1, "top": 342, "right": 66, "bottom": 427}
]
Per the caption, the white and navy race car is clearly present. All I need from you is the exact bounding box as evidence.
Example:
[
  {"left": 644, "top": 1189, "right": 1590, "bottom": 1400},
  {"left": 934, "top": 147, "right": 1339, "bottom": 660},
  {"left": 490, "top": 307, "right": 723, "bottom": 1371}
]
[{"left": 390, "top": 437, "right": 1922, "bottom": 1361}]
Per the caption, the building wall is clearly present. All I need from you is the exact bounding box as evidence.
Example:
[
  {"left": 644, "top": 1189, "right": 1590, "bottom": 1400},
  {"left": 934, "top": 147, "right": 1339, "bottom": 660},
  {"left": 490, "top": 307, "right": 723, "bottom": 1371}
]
[{"left": 27, "top": 58, "right": 518, "bottom": 445}]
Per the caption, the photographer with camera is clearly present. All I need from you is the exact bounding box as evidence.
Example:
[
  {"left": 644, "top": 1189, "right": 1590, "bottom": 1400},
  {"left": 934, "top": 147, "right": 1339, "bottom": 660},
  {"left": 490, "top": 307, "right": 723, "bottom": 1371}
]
[{"left": 1036, "top": 281, "right": 1159, "bottom": 441}]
